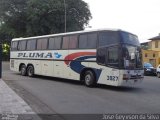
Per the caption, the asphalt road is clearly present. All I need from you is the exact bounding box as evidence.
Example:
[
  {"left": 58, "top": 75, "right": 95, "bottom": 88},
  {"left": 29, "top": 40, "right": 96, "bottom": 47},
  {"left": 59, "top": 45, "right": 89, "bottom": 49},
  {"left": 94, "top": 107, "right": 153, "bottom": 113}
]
[{"left": 2, "top": 62, "right": 160, "bottom": 114}]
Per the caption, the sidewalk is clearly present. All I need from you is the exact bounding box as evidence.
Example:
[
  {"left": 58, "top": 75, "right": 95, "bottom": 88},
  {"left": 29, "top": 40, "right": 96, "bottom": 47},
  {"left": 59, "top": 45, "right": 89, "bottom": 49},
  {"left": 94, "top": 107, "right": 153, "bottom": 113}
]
[{"left": 0, "top": 79, "right": 41, "bottom": 120}]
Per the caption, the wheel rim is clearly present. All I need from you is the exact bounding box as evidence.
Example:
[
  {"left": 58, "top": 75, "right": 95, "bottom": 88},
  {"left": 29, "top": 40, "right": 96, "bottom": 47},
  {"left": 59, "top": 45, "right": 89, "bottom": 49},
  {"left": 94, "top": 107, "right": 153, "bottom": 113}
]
[
  {"left": 21, "top": 66, "right": 26, "bottom": 75},
  {"left": 28, "top": 67, "right": 33, "bottom": 76},
  {"left": 85, "top": 74, "right": 92, "bottom": 85},
  {"left": 22, "top": 68, "right": 25, "bottom": 73}
]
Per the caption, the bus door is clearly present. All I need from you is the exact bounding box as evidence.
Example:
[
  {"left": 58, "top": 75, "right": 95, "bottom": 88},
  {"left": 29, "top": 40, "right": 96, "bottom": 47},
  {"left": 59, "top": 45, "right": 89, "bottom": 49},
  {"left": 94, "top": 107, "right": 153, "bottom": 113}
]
[
  {"left": 106, "top": 46, "right": 120, "bottom": 85},
  {"left": 97, "top": 46, "right": 120, "bottom": 85}
]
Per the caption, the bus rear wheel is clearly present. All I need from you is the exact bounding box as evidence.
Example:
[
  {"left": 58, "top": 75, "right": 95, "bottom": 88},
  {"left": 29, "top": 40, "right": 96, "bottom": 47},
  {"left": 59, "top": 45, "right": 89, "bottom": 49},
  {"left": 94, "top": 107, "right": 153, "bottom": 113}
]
[
  {"left": 20, "top": 65, "right": 27, "bottom": 76},
  {"left": 84, "top": 70, "right": 96, "bottom": 87},
  {"left": 27, "top": 65, "right": 34, "bottom": 77}
]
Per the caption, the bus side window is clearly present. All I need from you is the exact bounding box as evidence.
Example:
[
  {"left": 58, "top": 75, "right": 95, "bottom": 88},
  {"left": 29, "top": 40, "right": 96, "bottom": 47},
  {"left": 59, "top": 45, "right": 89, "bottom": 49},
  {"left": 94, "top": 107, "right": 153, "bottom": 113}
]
[
  {"left": 79, "top": 34, "right": 87, "bottom": 49},
  {"left": 88, "top": 33, "right": 97, "bottom": 48},
  {"left": 62, "top": 36, "right": 69, "bottom": 49},
  {"left": 11, "top": 41, "right": 18, "bottom": 51},
  {"left": 54, "top": 37, "right": 62, "bottom": 49},
  {"left": 79, "top": 33, "right": 97, "bottom": 49},
  {"left": 26, "top": 39, "right": 36, "bottom": 51},
  {"left": 99, "top": 31, "right": 119, "bottom": 47},
  {"left": 48, "top": 37, "right": 62, "bottom": 50},
  {"left": 37, "top": 38, "right": 48, "bottom": 50},
  {"left": 18, "top": 40, "right": 26, "bottom": 51},
  {"left": 69, "top": 35, "right": 78, "bottom": 49},
  {"left": 48, "top": 38, "right": 55, "bottom": 50}
]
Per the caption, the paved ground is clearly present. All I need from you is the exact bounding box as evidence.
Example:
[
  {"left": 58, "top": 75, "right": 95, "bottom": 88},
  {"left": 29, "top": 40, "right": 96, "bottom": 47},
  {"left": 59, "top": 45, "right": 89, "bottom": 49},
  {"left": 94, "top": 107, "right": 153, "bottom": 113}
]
[
  {"left": 0, "top": 78, "right": 42, "bottom": 120},
  {"left": 2, "top": 62, "right": 160, "bottom": 119},
  {"left": 0, "top": 62, "right": 42, "bottom": 120},
  {"left": 0, "top": 78, "right": 33, "bottom": 114}
]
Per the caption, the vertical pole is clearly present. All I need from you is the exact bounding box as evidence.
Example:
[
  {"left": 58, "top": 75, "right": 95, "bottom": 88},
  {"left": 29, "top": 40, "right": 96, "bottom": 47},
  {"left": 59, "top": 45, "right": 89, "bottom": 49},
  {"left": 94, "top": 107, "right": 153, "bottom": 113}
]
[
  {"left": 63, "top": 0, "right": 66, "bottom": 32},
  {"left": 0, "top": 43, "right": 2, "bottom": 78}
]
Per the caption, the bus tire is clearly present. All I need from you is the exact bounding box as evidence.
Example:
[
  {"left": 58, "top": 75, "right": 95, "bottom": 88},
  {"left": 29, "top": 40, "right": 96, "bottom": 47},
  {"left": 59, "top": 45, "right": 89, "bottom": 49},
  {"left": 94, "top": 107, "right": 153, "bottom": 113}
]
[
  {"left": 27, "top": 65, "right": 34, "bottom": 77},
  {"left": 84, "top": 70, "right": 96, "bottom": 87},
  {"left": 20, "top": 64, "right": 27, "bottom": 76}
]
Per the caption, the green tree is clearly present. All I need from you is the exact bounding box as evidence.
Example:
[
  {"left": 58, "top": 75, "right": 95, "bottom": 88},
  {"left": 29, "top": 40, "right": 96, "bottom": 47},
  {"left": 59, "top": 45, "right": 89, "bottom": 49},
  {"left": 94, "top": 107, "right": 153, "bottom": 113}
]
[
  {"left": 0, "top": 0, "right": 92, "bottom": 38},
  {"left": 0, "top": 42, "right": 10, "bottom": 61},
  {"left": 0, "top": 0, "right": 28, "bottom": 38}
]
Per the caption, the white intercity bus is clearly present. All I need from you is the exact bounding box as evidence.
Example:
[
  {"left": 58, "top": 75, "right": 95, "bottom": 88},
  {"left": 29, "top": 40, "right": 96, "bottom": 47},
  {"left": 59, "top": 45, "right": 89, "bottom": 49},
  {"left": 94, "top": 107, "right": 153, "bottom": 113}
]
[{"left": 10, "top": 29, "right": 144, "bottom": 87}]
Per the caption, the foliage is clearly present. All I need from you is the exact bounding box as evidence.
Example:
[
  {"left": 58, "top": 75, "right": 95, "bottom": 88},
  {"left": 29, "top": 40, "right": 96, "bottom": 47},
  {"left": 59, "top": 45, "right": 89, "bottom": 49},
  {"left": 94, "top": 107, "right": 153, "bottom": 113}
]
[
  {"left": 0, "top": 0, "right": 92, "bottom": 38},
  {"left": 0, "top": 43, "right": 10, "bottom": 61},
  {"left": 2, "top": 43, "right": 10, "bottom": 54},
  {"left": 0, "top": 0, "right": 28, "bottom": 38},
  {"left": 0, "top": 0, "right": 92, "bottom": 60}
]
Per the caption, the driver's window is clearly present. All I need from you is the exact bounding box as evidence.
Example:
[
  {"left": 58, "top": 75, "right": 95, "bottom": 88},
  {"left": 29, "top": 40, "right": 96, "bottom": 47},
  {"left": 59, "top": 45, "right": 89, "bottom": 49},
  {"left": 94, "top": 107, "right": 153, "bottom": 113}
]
[
  {"left": 97, "top": 46, "right": 119, "bottom": 68},
  {"left": 107, "top": 47, "right": 119, "bottom": 67},
  {"left": 97, "top": 47, "right": 106, "bottom": 65}
]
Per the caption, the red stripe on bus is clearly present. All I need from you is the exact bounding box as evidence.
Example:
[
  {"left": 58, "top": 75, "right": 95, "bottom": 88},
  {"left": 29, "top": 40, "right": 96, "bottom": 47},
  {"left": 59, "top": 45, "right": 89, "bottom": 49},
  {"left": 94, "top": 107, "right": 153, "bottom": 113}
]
[{"left": 64, "top": 52, "right": 96, "bottom": 65}]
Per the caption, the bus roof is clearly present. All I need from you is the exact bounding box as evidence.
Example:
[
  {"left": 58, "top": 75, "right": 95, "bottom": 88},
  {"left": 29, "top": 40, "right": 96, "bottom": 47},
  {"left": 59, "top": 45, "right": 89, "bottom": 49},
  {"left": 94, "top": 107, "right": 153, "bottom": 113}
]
[{"left": 12, "top": 28, "right": 124, "bottom": 41}]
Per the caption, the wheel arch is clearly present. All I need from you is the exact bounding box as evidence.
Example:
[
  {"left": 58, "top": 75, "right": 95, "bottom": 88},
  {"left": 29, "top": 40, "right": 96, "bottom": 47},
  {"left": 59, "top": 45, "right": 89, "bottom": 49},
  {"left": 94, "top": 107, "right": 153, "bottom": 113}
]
[
  {"left": 80, "top": 68, "right": 97, "bottom": 82},
  {"left": 27, "top": 63, "right": 34, "bottom": 70},
  {"left": 19, "top": 63, "right": 26, "bottom": 71}
]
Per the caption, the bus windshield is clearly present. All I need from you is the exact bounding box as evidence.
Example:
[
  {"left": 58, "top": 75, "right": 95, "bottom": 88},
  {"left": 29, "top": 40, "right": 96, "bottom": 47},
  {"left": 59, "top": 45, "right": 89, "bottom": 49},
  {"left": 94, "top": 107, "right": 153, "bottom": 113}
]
[{"left": 122, "top": 45, "right": 142, "bottom": 69}]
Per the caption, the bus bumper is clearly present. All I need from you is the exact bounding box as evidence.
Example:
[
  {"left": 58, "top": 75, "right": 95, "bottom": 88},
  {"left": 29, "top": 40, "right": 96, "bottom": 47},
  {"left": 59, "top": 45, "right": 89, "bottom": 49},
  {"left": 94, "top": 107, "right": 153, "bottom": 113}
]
[{"left": 121, "top": 78, "right": 143, "bottom": 86}]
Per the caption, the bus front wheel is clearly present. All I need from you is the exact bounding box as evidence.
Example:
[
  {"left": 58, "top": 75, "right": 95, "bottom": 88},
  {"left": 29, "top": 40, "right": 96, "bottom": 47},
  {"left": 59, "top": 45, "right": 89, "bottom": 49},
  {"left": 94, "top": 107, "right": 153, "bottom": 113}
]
[
  {"left": 27, "top": 65, "right": 34, "bottom": 77},
  {"left": 20, "top": 65, "right": 27, "bottom": 76},
  {"left": 84, "top": 70, "right": 96, "bottom": 87}
]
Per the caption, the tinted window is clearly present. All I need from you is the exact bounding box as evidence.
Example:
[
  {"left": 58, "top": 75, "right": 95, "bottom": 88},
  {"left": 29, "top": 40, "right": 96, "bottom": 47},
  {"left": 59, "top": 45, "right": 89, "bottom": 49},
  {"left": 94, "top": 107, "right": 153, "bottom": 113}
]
[
  {"left": 11, "top": 41, "right": 18, "bottom": 51},
  {"left": 122, "top": 45, "right": 142, "bottom": 69},
  {"left": 37, "top": 38, "right": 48, "bottom": 50},
  {"left": 121, "top": 32, "right": 140, "bottom": 46},
  {"left": 18, "top": 40, "right": 26, "bottom": 51},
  {"left": 79, "top": 33, "right": 97, "bottom": 49},
  {"left": 37, "top": 39, "right": 41, "bottom": 50},
  {"left": 41, "top": 39, "right": 48, "bottom": 50},
  {"left": 69, "top": 35, "right": 78, "bottom": 49},
  {"left": 48, "top": 38, "right": 55, "bottom": 49},
  {"left": 107, "top": 47, "right": 119, "bottom": 67},
  {"left": 26, "top": 39, "right": 36, "bottom": 50},
  {"left": 62, "top": 36, "right": 69, "bottom": 49},
  {"left": 48, "top": 37, "right": 62, "bottom": 49},
  {"left": 99, "top": 31, "right": 119, "bottom": 47},
  {"left": 97, "top": 47, "right": 106, "bottom": 65},
  {"left": 79, "top": 34, "right": 87, "bottom": 49},
  {"left": 54, "top": 37, "right": 61, "bottom": 49},
  {"left": 88, "top": 33, "right": 97, "bottom": 48}
]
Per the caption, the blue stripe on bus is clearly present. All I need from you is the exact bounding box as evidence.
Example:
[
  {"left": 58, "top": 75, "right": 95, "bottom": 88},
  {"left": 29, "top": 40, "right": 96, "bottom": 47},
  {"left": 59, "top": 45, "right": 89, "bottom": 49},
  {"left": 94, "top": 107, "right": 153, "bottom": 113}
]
[{"left": 69, "top": 56, "right": 102, "bottom": 81}]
